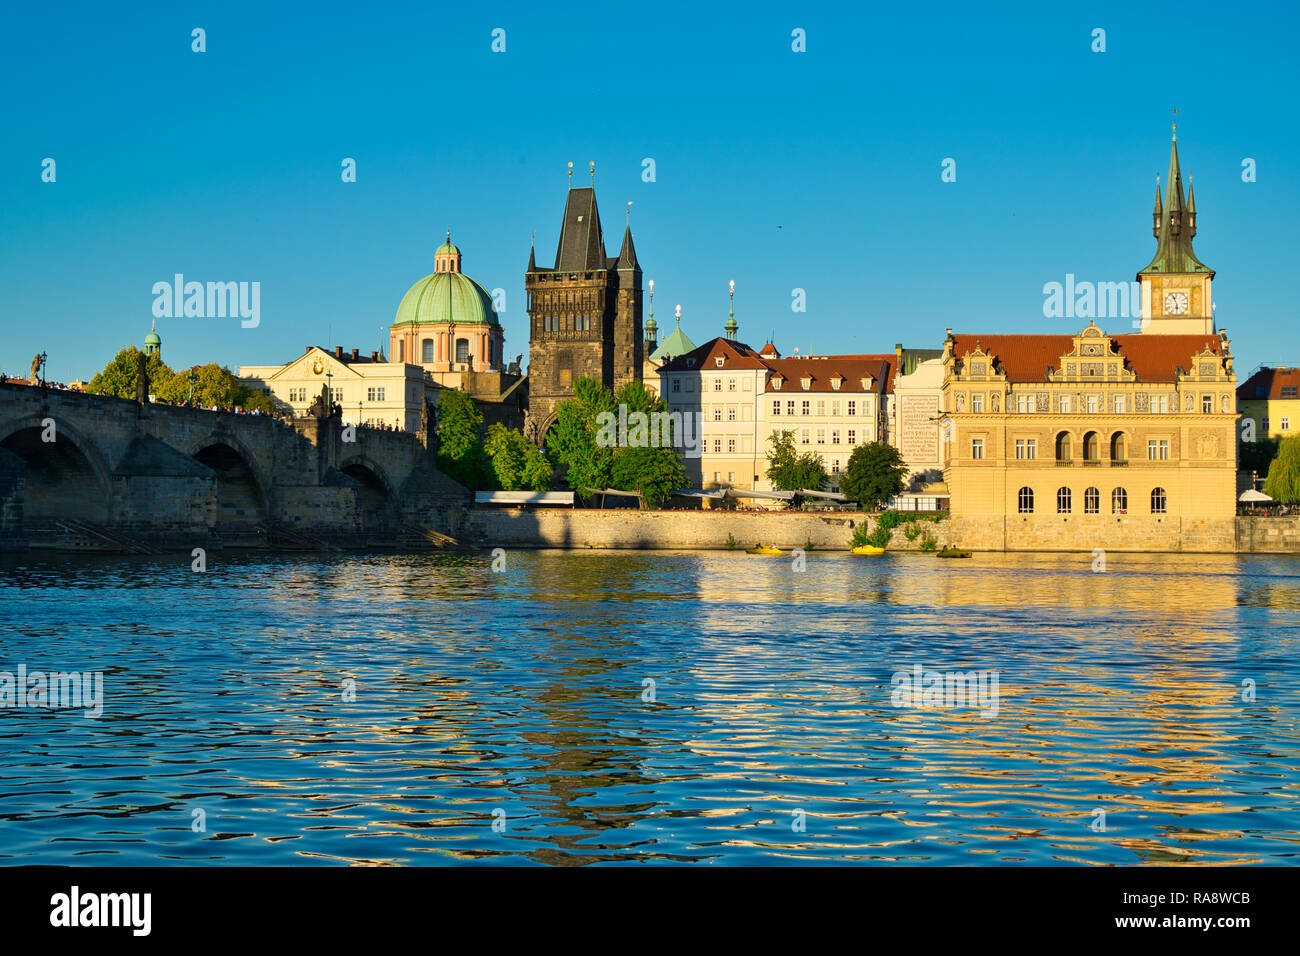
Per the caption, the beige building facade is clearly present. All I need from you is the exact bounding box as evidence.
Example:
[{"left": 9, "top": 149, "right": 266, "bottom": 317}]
[{"left": 239, "top": 345, "right": 437, "bottom": 431}]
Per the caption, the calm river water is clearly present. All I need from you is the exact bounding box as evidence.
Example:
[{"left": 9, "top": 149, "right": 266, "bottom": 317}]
[{"left": 1, "top": 549, "right": 1298, "bottom": 866}]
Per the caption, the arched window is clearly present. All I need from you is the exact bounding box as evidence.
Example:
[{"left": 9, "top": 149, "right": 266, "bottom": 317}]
[
  {"left": 1018, "top": 486, "right": 1034, "bottom": 513},
  {"left": 1056, "top": 432, "right": 1072, "bottom": 461},
  {"left": 1084, "top": 487, "right": 1100, "bottom": 513},
  {"left": 1083, "top": 431, "right": 1100, "bottom": 461},
  {"left": 1057, "top": 486, "right": 1072, "bottom": 514},
  {"left": 455, "top": 338, "right": 470, "bottom": 364},
  {"left": 398, "top": 340, "right": 405, "bottom": 362},
  {"left": 1111, "top": 432, "right": 1127, "bottom": 461},
  {"left": 421, "top": 339, "right": 434, "bottom": 363},
  {"left": 1112, "top": 487, "right": 1127, "bottom": 514},
  {"left": 1151, "top": 487, "right": 1167, "bottom": 514}
]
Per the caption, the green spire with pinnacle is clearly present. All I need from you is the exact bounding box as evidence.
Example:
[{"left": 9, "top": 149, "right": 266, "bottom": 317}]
[{"left": 1139, "top": 129, "right": 1213, "bottom": 278}]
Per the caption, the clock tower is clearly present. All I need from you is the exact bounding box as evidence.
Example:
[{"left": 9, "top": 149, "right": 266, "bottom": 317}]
[{"left": 1137, "top": 129, "right": 1215, "bottom": 334}]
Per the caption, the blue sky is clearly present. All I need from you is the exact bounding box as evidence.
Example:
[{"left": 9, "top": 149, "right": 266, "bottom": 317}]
[{"left": 2, "top": 0, "right": 1297, "bottom": 383}]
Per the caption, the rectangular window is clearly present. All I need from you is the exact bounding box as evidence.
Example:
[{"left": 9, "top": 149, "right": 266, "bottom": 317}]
[
  {"left": 1151, "top": 395, "right": 1168, "bottom": 414},
  {"left": 816, "top": 428, "right": 826, "bottom": 444},
  {"left": 831, "top": 401, "right": 841, "bottom": 416},
  {"left": 1283, "top": 418, "right": 1292, "bottom": 432},
  {"left": 1015, "top": 438, "right": 1036, "bottom": 460},
  {"left": 847, "top": 400, "right": 857, "bottom": 416},
  {"left": 831, "top": 430, "right": 840, "bottom": 445},
  {"left": 971, "top": 437, "right": 985, "bottom": 460},
  {"left": 1114, "top": 394, "right": 1126, "bottom": 414},
  {"left": 728, "top": 439, "right": 736, "bottom": 453},
  {"left": 831, "top": 459, "right": 841, "bottom": 475},
  {"left": 801, "top": 400, "right": 810, "bottom": 415},
  {"left": 727, "top": 406, "right": 736, "bottom": 422},
  {"left": 672, "top": 379, "right": 681, "bottom": 393},
  {"left": 815, "top": 401, "right": 826, "bottom": 416},
  {"left": 787, "top": 400, "right": 795, "bottom": 416},
  {"left": 714, "top": 379, "right": 722, "bottom": 391},
  {"left": 772, "top": 400, "right": 781, "bottom": 416},
  {"left": 1263, "top": 416, "right": 1270, "bottom": 430},
  {"left": 847, "top": 429, "right": 857, "bottom": 445},
  {"left": 1148, "top": 439, "right": 1170, "bottom": 460},
  {"left": 728, "top": 378, "right": 736, "bottom": 392},
  {"left": 1202, "top": 394, "right": 1213, "bottom": 414},
  {"left": 1087, "top": 395, "right": 1099, "bottom": 414},
  {"left": 800, "top": 428, "right": 810, "bottom": 444},
  {"left": 713, "top": 439, "right": 721, "bottom": 453},
  {"left": 1284, "top": 386, "right": 1298, "bottom": 398},
  {"left": 713, "top": 407, "right": 722, "bottom": 421},
  {"left": 1059, "top": 395, "right": 1072, "bottom": 414},
  {"left": 972, "top": 394, "right": 984, "bottom": 414}
]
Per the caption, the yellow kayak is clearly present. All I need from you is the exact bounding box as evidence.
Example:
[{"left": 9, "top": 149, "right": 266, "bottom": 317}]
[
  {"left": 850, "top": 545, "right": 886, "bottom": 555},
  {"left": 745, "top": 546, "right": 785, "bottom": 555}
]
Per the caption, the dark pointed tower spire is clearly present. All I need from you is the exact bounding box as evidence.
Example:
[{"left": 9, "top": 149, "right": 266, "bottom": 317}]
[
  {"left": 1139, "top": 128, "right": 1212, "bottom": 277},
  {"left": 1152, "top": 176, "right": 1163, "bottom": 238}
]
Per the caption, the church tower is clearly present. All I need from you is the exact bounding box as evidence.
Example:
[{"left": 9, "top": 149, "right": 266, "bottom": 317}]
[
  {"left": 1137, "top": 128, "right": 1215, "bottom": 334},
  {"left": 525, "top": 175, "right": 643, "bottom": 440}
]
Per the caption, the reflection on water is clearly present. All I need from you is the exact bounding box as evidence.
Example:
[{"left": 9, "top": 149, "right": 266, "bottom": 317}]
[{"left": 1, "top": 550, "right": 1298, "bottom": 866}]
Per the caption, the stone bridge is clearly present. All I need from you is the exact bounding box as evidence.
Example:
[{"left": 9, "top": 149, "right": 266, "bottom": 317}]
[{"left": 0, "top": 382, "right": 468, "bottom": 551}]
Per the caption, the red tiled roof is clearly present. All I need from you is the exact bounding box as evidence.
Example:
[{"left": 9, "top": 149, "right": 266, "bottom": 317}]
[
  {"left": 763, "top": 354, "right": 895, "bottom": 393},
  {"left": 658, "top": 336, "right": 768, "bottom": 371},
  {"left": 949, "top": 333, "right": 1223, "bottom": 384},
  {"left": 759, "top": 342, "right": 780, "bottom": 358},
  {"left": 1237, "top": 366, "right": 1300, "bottom": 400}
]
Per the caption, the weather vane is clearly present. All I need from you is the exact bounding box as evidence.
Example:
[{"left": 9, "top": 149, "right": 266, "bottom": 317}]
[
  {"left": 1172, "top": 107, "right": 1180, "bottom": 136},
  {"left": 567, "top": 161, "right": 573, "bottom": 186},
  {"left": 589, "top": 161, "right": 595, "bottom": 185}
]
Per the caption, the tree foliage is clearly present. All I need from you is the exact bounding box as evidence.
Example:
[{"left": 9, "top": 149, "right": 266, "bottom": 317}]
[
  {"left": 485, "top": 423, "right": 553, "bottom": 491},
  {"left": 87, "top": 348, "right": 274, "bottom": 413},
  {"left": 764, "top": 430, "right": 829, "bottom": 494},
  {"left": 1264, "top": 435, "right": 1300, "bottom": 503},
  {"left": 436, "top": 389, "right": 492, "bottom": 490},
  {"left": 1241, "top": 437, "right": 1280, "bottom": 480},
  {"left": 549, "top": 377, "right": 617, "bottom": 499},
  {"left": 840, "top": 441, "right": 910, "bottom": 511},
  {"left": 548, "top": 376, "right": 686, "bottom": 508}
]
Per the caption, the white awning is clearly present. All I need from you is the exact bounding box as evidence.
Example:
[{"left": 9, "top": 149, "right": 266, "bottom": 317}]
[
  {"left": 1239, "top": 489, "right": 1274, "bottom": 502},
  {"left": 797, "top": 489, "right": 849, "bottom": 501},
  {"left": 725, "top": 488, "right": 795, "bottom": 501},
  {"left": 592, "top": 488, "right": 641, "bottom": 498},
  {"left": 672, "top": 489, "right": 728, "bottom": 500},
  {"left": 475, "top": 491, "right": 575, "bottom": 506}
]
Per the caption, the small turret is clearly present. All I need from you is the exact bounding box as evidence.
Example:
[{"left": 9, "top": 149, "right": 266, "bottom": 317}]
[{"left": 724, "top": 280, "right": 738, "bottom": 341}]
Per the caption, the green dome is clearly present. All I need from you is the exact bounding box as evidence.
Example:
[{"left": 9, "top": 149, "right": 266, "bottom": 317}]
[
  {"left": 393, "top": 270, "right": 498, "bottom": 328},
  {"left": 144, "top": 329, "right": 161, "bottom": 346},
  {"left": 436, "top": 239, "right": 459, "bottom": 256}
]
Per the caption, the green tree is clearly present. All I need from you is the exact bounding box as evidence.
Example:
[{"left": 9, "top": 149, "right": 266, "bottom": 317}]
[
  {"left": 157, "top": 363, "right": 275, "bottom": 412},
  {"left": 840, "top": 441, "right": 909, "bottom": 511},
  {"left": 549, "top": 377, "right": 616, "bottom": 499},
  {"left": 611, "top": 444, "right": 687, "bottom": 509},
  {"left": 436, "top": 389, "right": 492, "bottom": 490},
  {"left": 765, "top": 430, "right": 829, "bottom": 493},
  {"left": 87, "top": 347, "right": 173, "bottom": 399},
  {"left": 485, "top": 422, "right": 553, "bottom": 491},
  {"left": 1264, "top": 435, "right": 1300, "bottom": 503}
]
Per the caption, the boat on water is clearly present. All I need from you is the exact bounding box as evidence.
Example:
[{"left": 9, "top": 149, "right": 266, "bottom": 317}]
[
  {"left": 936, "top": 548, "right": 972, "bottom": 558},
  {"left": 849, "top": 545, "right": 887, "bottom": 555},
  {"left": 745, "top": 545, "right": 785, "bottom": 555}
]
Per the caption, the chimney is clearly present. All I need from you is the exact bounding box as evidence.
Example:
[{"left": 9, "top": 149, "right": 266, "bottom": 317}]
[
  {"left": 306, "top": 345, "right": 313, "bottom": 353},
  {"left": 351, "top": 348, "right": 359, "bottom": 361},
  {"left": 334, "top": 346, "right": 343, "bottom": 359},
  {"left": 371, "top": 351, "right": 379, "bottom": 362}
]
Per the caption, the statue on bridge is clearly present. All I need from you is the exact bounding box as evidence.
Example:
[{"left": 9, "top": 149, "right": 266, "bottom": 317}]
[
  {"left": 307, "top": 383, "right": 339, "bottom": 419},
  {"left": 508, "top": 354, "right": 522, "bottom": 375},
  {"left": 135, "top": 352, "right": 149, "bottom": 404},
  {"left": 29, "top": 353, "right": 43, "bottom": 385}
]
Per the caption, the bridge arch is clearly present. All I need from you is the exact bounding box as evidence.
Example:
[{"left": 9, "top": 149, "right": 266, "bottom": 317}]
[
  {"left": 340, "top": 455, "right": 398, "bottom": 532},
  {"left": 187, "top": 434, "right": 268, "bottom": 527},
  {"left": 0, "top": 415, "right": 112, "bottom": 523}
]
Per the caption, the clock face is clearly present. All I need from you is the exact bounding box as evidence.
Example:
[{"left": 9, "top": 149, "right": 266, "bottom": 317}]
[{"left": 1164, "top": 292, "right": 1189, "bottom": 315}]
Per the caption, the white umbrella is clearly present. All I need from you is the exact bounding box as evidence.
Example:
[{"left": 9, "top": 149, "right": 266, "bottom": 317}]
[{"left": 1238, "top": 489, "right": 1273, "bottom": 502}]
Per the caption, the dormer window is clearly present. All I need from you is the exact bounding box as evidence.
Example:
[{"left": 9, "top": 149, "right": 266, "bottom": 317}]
[
  {"left": 831, "top": 376, "right": 843, "bottom": 391},
  {"left": 715, "top": 357, "right": 725, "bottom": 368},
  {"left": 801, "top": 377, "right": 812, "bottom": 390},
  {"left": 772, "top": 376, "right": 783, "bottom": 390},
  {"left": 860, "top": 377, "right": 873, "bottom": 390}
]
